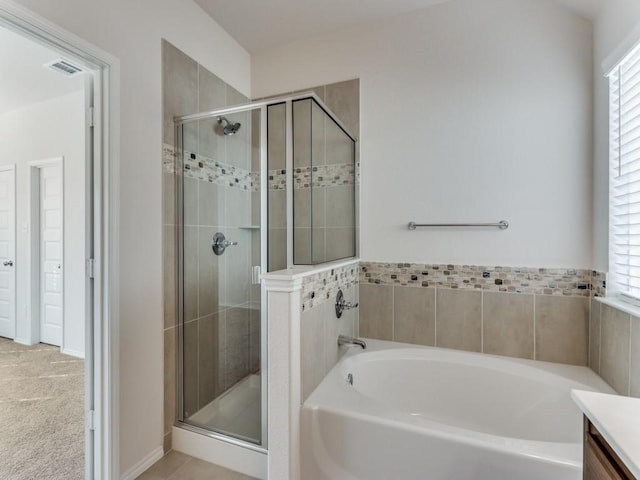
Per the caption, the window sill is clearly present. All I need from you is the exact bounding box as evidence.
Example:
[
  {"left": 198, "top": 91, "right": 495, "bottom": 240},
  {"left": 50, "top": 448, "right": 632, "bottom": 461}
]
[{"left": 595, "top": 296, "right": 640, "bottom": 318}]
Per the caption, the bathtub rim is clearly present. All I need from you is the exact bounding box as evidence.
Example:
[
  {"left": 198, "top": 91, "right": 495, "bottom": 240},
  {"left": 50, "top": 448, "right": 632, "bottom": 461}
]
[{"left": 303, "top": 338, "right": 615, "bottom": 468}]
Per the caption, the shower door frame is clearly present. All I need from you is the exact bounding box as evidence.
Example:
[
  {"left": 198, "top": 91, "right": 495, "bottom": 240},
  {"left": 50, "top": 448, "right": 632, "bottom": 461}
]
[{"left": 175, "top": 101, "right": 269, "bottom": 453}]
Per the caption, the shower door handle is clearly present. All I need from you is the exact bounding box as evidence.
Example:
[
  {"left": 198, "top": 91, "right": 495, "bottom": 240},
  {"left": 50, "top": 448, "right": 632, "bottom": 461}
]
[{"left": 251, "top": 266, "right": 262, "bottom": 285}]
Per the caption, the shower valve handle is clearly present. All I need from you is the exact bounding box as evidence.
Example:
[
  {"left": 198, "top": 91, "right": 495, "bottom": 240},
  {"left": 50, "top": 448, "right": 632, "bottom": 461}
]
[
  {"left": 212, "top": 232, "right": 238, "bottom": 256},
  {"left": 335, "top": 289, "right": 359, "bottom": 318}
]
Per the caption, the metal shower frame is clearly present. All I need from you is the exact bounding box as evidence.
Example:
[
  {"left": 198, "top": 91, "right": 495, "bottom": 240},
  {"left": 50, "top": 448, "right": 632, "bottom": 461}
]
[{"left": 173, "top": 91, "right": 357, "bottom": 454}]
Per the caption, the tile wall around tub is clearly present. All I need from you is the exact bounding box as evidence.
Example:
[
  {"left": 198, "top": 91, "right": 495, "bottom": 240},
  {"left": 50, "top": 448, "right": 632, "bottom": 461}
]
[
  {"left": 359, "top": 262, "right": 597, "bottom": 367},
  {"left": 589, "top": 299, "right": 640, "bottom": 398},
  {"left": 587, "top": 271, "right": 640, "bottom": 399},
  {"left": 162, "top": 40, "right": 258, "bottom": 452},
  {"left": 300, "top": 262, "right": 359, "bottom": 400}
]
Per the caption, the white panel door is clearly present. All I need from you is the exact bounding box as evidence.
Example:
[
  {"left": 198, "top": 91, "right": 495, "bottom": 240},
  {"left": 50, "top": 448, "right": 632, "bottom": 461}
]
[
  {"left": 0, "top": 168, "right": 15, "bottom": 339},
  {"left": 40, "top": 164, "right": 63, "bottom": 346}
]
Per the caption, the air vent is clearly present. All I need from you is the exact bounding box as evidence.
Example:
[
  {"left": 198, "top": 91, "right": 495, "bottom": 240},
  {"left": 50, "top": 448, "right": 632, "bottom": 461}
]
[{"left": 44, "top": 58, "right": 83, "bottom": 77}]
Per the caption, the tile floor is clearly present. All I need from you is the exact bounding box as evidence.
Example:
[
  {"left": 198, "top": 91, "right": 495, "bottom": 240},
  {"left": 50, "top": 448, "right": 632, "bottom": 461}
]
[{"left": 137, "top": 451, "right": 257, "bottom": 480}]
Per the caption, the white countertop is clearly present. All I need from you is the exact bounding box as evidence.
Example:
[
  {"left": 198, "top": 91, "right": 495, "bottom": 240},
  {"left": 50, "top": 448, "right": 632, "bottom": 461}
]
[{"left": 572, "top": 389, "right": 640, "bottom": 478}]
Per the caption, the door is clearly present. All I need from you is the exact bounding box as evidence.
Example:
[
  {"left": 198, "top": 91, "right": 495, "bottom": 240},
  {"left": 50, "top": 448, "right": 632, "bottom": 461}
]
[
  {"left": 39, "top": 163, "right": 63, "bottom": 346},
  {"left": 0, "top": 167, "right": 16, "bottom": 339},
  {"left": 179, "top": 107, "right": 266, "bottom": 447}
]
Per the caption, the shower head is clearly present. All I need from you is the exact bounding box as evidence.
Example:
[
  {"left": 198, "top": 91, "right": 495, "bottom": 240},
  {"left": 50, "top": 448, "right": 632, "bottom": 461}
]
[{"left": 217, "top": 116, "right": 241, "bottom": 136}]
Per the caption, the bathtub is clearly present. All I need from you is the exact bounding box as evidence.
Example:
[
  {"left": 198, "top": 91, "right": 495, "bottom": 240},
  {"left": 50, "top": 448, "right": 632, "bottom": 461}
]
[{"left": 301, "top": 339, "right": 615, "bottom": 480}]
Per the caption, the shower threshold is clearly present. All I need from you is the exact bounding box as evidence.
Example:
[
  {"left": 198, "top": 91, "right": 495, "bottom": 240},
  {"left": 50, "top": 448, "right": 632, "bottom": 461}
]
[{"left": 187, "top": 373, "right": 261, "bottom": 445}]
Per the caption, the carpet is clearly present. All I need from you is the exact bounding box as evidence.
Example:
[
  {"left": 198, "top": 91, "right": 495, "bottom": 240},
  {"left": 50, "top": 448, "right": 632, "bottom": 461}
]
[{"left": 0, "top": 338, "right": 84, "bottom": 479}]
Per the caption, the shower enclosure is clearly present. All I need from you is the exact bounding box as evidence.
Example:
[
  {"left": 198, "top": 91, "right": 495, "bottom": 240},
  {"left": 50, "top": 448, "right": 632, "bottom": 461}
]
[{"left": 174, "top": 92, "right": 356, "bottom": 452}]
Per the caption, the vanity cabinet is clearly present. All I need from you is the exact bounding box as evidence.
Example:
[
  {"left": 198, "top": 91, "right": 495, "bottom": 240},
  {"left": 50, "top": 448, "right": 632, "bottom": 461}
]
[{"left": 584, "top": 417, "right": 636, "bottom": 480}]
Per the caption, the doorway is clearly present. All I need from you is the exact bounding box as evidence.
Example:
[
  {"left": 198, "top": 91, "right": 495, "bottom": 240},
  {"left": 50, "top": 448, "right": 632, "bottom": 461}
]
[
  {"left": 0, "top": 24, "right": 85, "bottom": 477},
  {"left": 0, "top": 2, "right": 116, "bottom": 477}
]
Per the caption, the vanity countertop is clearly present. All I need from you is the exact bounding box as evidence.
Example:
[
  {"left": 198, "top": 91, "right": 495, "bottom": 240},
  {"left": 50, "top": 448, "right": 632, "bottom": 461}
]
[{"left": 572, "top": 389, "right": 640, "bottom": 479}]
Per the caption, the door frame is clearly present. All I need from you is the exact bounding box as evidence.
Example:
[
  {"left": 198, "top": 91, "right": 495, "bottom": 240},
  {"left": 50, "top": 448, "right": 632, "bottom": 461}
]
[
  {"left": 0, "top": 164, "right": 16, "bottom": 340},
  {"left": 0, "top": 1, "right": 119, "bottom": 479},
  {"left": 28, "top": 157, "right": 64, "bottom": 349}
]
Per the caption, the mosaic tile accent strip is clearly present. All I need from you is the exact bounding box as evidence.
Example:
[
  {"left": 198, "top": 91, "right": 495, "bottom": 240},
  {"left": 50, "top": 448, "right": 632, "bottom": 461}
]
[
  {"left": 163, "top": 144, "right": 259, "bottom": 192},
  {"left": 301, "top": 263, "right": 359, "bottom": 311},
  {"left": 592, "top": 270, "right": 607, "bottom": 297},
  {"left": 360, "top": 262, "right": 593, "bottom": 297},
  {"left": 269, "top": 162, "right": 359, "bottom": 191},
  {"left": 163, "top": 144, "right": 176, "bottom": 174}
]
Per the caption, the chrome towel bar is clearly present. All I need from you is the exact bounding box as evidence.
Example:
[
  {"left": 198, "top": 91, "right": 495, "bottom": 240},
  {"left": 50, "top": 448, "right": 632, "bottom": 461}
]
[{"left": 408, "top": 220, "right": 509, "bottom": 230}]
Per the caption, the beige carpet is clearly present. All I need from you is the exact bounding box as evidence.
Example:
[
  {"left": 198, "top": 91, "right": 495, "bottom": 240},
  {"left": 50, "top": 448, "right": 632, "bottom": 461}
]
[{"left": 0, "top": 338, "right": 84, "bottom": 479}]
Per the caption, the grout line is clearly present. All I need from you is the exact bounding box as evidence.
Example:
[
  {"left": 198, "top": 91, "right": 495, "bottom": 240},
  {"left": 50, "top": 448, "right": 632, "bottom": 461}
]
[
  {"left": 598, "top": 304, "right": 602, "bottom": 374},
  {"left": 588, "top": 298, "right": 591, "bottom": 369},
  {"left": 587, "top": 300, "right": 593, "bottom": 370},
  {"left": 480, "top": 291, "right": 484, "bottom": 353},
  {"left": 628, "top": 315, "right": 632, "bottom": 396},
  {"left": 196, "top": 318, "right": 200, "bottom": 411},
  {"left": 322, "top": 301, "right": 326, "bottom": 376},
  {"left": 533, "top": 294, "right": 537, "bottom": 360},
  {"left": 391, "top": 285, "right": 395, "bottom": 341},
  {"left": 434, "top": 287, "right": 438, "bottom": 347}
]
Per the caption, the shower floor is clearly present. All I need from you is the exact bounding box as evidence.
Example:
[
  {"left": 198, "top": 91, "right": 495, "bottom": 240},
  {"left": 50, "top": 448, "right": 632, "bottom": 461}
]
[{"left": 188, "top": 373, "right": 262, "bottom": 444}]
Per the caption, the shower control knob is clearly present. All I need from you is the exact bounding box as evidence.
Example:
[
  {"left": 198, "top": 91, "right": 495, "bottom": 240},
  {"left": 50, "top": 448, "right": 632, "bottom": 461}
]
[
  {"left": 335, "top": 289, "right": 359, "bottom": 318},
  {"left": 212, "top": 232, "right": 238, "bottom": 256}
]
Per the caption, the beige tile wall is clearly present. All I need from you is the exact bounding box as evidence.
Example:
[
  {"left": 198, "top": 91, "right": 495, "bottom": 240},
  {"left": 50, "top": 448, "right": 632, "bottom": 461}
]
[
  {"left": 300, "top": 285, "right": 358, "bottom": 400},
  {"left": 162, "top": 40, "right": 259, "bottom": 452},
  {"left": 359, "top": 283, "right": 589, "bottom": 365},
  {"left": 589, "top": 300, "right": 640, "bottom": 397}
]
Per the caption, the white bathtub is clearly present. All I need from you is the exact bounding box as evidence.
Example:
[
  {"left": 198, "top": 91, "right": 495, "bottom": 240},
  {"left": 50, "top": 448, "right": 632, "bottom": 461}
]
[{"left": 301, "top": 339, "right": 615, "bottom": 480}]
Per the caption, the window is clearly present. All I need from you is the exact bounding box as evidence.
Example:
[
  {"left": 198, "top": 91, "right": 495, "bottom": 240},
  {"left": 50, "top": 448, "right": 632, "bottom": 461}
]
[{"left": 610, "top": 42, "right": 640, "bottom": 301}]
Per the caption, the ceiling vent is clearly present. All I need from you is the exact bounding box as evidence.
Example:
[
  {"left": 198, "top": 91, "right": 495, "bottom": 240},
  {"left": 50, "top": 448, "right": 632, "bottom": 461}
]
[{"left": 44, "top": 58, "right": 83, "bottom": 77}]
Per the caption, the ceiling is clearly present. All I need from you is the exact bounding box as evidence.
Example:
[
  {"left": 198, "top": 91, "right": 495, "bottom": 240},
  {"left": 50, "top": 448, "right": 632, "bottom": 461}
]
[
  {"left": 0, "top": 26, "right": 85, "bottom": 116},
  {"left": 195, "top": 0, "right": 606, "bottom": 54}
]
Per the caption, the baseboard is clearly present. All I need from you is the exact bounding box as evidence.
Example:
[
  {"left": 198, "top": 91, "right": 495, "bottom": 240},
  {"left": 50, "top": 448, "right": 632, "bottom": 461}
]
[
  {"left": 13, "top": 337, "right": 35, "bottom": 346},
  {"left": 120, "top": 446, "right": 164, "bottom": 480},
  {"left": 61, "top": 347, "right": 85, "bottom": 359}
]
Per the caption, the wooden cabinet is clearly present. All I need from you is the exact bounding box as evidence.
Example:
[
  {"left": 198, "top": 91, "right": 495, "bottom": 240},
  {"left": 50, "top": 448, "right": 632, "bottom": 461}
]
[{"left": 584, "top": 417, "right": 636, "bottom": 480}]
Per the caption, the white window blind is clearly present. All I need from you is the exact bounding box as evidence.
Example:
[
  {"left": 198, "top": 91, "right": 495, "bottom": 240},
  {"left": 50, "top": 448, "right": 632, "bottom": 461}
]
[{"left": 610, "top": 43, "right": 640, "bottom": 299}]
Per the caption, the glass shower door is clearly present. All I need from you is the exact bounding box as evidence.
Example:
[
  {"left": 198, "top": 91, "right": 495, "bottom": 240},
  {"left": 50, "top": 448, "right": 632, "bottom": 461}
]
[{"left": 177, "top": 106, "right": 264, "bottom": 446}]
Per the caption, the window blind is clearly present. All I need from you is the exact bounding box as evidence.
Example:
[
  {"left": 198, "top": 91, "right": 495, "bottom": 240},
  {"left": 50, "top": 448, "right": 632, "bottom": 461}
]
[{"left": 610, "top": 43, "right": 640, "bottom": 299}]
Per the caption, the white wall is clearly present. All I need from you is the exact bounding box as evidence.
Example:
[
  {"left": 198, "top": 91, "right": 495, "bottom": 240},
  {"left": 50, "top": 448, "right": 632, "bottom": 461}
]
[
  {"left": 0, "top": 91, "right": 85, "bottom": 356},
  {"left": 593, "top": 1, "right": 640, "bottom": 271},
  {"left": 253, "top": 0, "right": 594, "bottom": 267},
  {"left": 9, "top": 0, "right": 251, "bottom": 475}
]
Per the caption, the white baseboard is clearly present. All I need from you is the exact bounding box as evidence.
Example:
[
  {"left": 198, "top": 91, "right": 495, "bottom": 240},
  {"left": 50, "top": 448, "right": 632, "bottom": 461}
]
[
  {"left": 172, "top": 426, "right": 267, "bottom": 479},
  {"left": 61, "top": 347, "right": 85, "bottom": 359},
  {"left": 120, "top": 446, "right": 164, "bottom": 480},
  {"left": 13, "top": 337, "right": 35, "bottom": 346}
]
